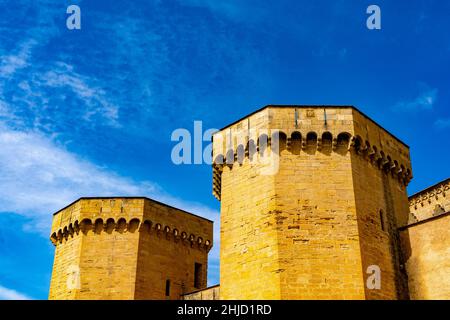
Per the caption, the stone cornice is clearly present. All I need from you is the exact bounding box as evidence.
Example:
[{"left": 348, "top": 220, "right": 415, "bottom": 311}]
[
  {"left": 408, "top": 178, "right": 449, "bottom": 209},
  {"left": 50, "top": 216, "right": 213, "bottom": 252},
  {"left": 212, "top": 130, "right": 412, "bottom": 201}
]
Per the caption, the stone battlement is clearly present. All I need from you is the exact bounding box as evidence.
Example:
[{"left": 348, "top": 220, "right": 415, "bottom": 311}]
[
  {"left": 50, "top": 216, "right": 212, "bottom": 251},
  {"left": 408, "top": 178, "right": 450, "bottom": 223},
  {"left": 50, "top": 197, "right": 213, "bottom": 251},
  {"left": 212, "top": 106, "right": 412, "bottom": 200}
]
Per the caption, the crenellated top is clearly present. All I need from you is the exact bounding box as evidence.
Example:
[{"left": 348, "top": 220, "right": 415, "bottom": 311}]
[
  {"left": 408, "top": 178, "right": 450, "bottom": 223},
  {"left": 212, "top": 106, "right": 413, "bottom": 201},
  {"left": 409, "top": 178, "right": 449, "bottom": 208},
  {"left": 49, "top": 197, "right": 213, "bottom": 252},
  {"left": 50, "top": 216, "right": 212, "bottom": 251}
]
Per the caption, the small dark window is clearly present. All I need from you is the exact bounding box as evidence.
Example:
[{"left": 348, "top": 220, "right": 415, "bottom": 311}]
[
  {"left": 165, "top": 279, "right": 171, "bottom": 297},
  {"left": 306, "top": 132, "right": 317, "bottom": 146},
  {"left": 194, "top": 263, "right": 202, "bottom": 289},
  {"left": 379, "top": 210, "right": 385, "bottom": 231},
  {"left": 322, "top": 132, "right": 332, "bottom": 147}
]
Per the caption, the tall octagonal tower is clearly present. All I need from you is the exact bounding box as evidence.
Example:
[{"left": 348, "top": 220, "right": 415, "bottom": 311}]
[{"left": 212, "top": 105, "right": 412, "bottom": 300}]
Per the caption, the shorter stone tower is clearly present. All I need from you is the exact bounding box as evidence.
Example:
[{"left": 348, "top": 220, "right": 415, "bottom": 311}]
[{"left": 49, "top": 197, "right": 213, "bottom": 300}]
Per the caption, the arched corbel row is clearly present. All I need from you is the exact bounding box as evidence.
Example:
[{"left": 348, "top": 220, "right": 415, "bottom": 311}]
[
  {"left": 212, "top": 130, "right": 412, "bottom": 200},
  {"left": 409, "top": 180, "right": 449, "bottom": 209},
  {"left": 50, "top": 217, "right": 212, "bottom": 252}
]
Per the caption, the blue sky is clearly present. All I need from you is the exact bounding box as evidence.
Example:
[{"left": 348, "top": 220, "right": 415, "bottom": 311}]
[{"left": 0, "top": 0, "right": 449, "bottom": 299}]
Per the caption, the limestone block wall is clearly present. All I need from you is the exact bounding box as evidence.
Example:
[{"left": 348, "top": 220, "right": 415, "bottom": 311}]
[
  {"left": 219, "top": 157, "right": 281, "bottom": 299},
  {"left": 400, "top": 213, "right": 450, "bottom": 299},
  {"left": 350, "top": 110, "right": 411, "bottom": 300},
  {"left": 134, "top": 200, "right": 213, "bottom": 299},
  {"left": 49, "top": 228, "right": 83, "bottom": 299},
  {"left": 49, "top": 198, "right": 213, "bottom": 300},
  {"left": 274, "top": 136, "right": 365, "bottom": 299}
]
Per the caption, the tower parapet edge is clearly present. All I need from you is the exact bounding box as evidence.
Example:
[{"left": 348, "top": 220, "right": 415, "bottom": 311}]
[
  {"left": 407, "top": 178, "right": 450, "bottom": 223},
  {"left": 212, "top": 106, "right": 412, "bottom": 201},
  {"left": 50, "top": 198, "right": 213, "bottom": 251}
]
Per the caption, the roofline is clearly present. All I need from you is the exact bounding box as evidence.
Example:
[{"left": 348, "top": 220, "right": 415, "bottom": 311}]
[
  {"left": 216, "top": 105, "right": 409, "bottom": 149},
  {"left": 181, "top": 284, "right": 220, "bottom": 296},
  {"left": 398, "top": 211, "right": 450, "bottom": 231},
  {"left": 408, "top": 177, "right": 450, "bottom": 199},
  {"left": 52, "top": 197, "right": 214, "bottom": 223}
]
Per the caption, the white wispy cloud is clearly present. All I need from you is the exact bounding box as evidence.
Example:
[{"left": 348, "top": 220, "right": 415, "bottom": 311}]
[
  {"left": 0, "top": 40, "right": 37, "bottom": 78},
  {"left": 38, "top": 62, "right": 120, "bottom": 126},
  {"left": 393, "top": 85, "right": 438, "bottom": 111},
  {"left": 0, "top": 1, "right": 231, "bottom": 291},
  {"left": 0, "top": 118, "right": 220, "bottom": 292},
  {"left": 1, "top": 1, "right": 274, "bottom": 138},
  {"left": 0, "top": 120, "right": 221, "bottom": 286},
  {"left": 0, "top": 4, "right": 120, "bottom": 130},
  {"left": 0, "top": 52, "right": 121, "bottom": 130},
  {"left": 434, "top": 118, "right": 450, "bottom": 129},
  {"left": 0, "top": 122, "right": 219, "bottom": 234},
  {"left": 0, "top": 123, "right": 154, "bottom": 229},
  {"left": 0, "top": 284, "right": 32, "bottom": 300}
]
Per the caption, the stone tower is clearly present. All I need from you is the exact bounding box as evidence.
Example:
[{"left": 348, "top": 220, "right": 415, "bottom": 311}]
[
  {"left": 49, "top": 197, "right": 213, "bottom": 299},
  {"left": 212, "top": 105, "right": 413, "bottom": 300}
]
